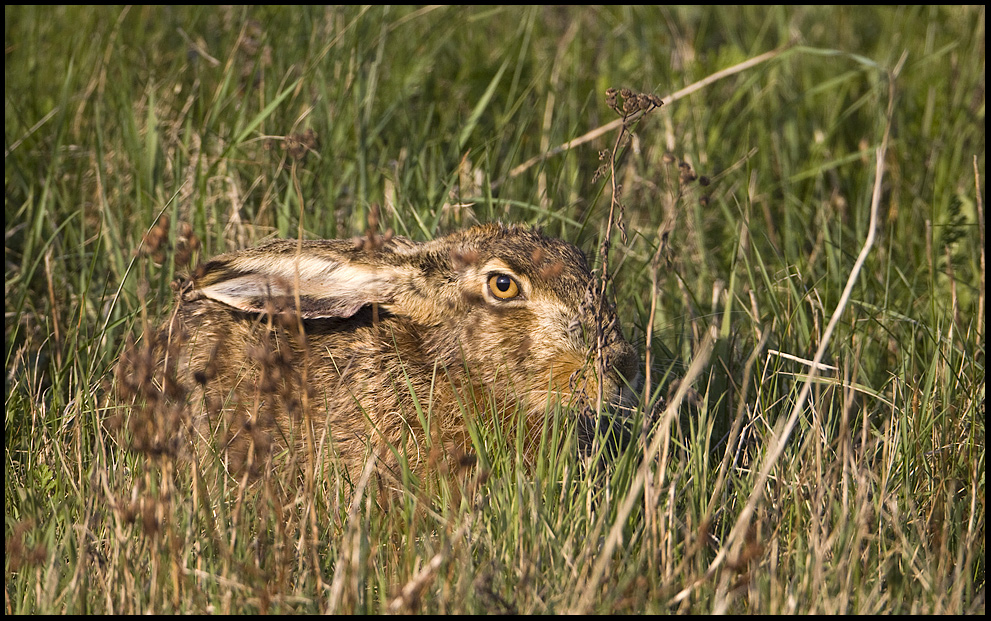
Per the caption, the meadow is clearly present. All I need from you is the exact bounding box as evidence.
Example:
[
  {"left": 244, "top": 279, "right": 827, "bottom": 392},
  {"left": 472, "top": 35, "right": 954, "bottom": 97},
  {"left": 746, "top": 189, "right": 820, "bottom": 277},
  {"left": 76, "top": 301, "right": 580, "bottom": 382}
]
[{"left": 4, "top": 5, "right": 984, "bottom": 613}]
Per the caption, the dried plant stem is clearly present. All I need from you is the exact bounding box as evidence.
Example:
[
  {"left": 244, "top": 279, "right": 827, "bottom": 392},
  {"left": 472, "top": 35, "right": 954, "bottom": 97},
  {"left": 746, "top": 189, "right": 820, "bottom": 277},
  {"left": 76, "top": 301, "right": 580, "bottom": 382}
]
[
  {"left": 593, "top": 117, "right": 630, "bottom": 414},
  {"left": 326, "top": 452, "right": 380, "bottom": 612},
  {"left": 672, "top": 50, "right": 906, "bottom": 611},
  {"left": 571, "top": 324, "right": 718, "bottom": 614},
  {"left": 974, "top": 155, "right": 984, "bottom": 342},
  {"left": 287, "top": 156, "right": 326, "bottom": 598},
  {"left": 593, "top": 89, "right": 662, "bottom": 415},
  {"left": 498, "top": 45, "right": 789, "bottom": 186},
  {"left": 387, "top": 517, "right": 475, "bottom": 613}
]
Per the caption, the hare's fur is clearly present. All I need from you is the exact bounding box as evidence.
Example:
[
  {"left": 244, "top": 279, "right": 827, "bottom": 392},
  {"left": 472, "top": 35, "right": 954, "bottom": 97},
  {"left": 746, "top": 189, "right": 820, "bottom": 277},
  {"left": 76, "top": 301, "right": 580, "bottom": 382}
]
[{"left": 121, "top": 224, "right": 639, "bottom": 479}]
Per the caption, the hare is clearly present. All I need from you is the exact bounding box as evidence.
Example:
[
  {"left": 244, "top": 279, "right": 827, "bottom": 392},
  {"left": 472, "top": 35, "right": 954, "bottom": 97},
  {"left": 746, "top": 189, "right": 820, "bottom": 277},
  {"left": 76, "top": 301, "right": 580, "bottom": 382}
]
[{"left": 119, "top": 223, "right": 640, "bottom": 483}]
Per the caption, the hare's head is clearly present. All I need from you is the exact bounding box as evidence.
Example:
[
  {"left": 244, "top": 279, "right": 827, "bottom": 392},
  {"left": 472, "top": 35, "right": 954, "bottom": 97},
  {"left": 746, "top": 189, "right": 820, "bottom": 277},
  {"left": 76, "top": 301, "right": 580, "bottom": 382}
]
[
  {"left": 400, "top": 225, "right": 641, "bottom": 441},
  {"left": 170, "top": 223, "right": 639, "bottom": 470}
]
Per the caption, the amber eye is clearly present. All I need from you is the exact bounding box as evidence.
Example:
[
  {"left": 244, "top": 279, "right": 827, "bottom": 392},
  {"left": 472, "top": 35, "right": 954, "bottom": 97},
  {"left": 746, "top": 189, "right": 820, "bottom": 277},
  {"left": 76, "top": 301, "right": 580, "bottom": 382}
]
[{"left": 487, "top": 273, "right": 520, "bottom": 300}]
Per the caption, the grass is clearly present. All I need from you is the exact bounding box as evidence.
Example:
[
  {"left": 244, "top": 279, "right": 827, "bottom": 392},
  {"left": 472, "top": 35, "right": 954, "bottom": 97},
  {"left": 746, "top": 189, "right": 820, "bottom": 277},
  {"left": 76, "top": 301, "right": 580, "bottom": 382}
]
[{"left": 5, "top": 5, "right": 985, "bottom": 614}]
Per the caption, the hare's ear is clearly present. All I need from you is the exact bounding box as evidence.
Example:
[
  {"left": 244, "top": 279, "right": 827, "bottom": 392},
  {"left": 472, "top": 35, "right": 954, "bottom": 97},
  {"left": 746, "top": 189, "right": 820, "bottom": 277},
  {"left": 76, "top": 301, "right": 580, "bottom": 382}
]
[{"left": 191, "top": 251, "right": 406, "bottom": 319}]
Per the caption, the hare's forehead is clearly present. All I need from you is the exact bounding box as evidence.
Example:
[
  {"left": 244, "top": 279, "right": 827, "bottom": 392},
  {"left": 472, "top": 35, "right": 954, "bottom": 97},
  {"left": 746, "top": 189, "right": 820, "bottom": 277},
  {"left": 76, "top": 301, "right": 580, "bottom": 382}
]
[{"left": 473, "top": 239, "right": 589, "bottom": 274}]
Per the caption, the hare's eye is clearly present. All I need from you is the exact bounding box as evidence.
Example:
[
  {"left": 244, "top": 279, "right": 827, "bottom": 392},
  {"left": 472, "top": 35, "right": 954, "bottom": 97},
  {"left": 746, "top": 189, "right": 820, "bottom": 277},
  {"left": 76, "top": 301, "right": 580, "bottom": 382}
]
[{"left": 487, "top": 274, "right": 520, "bottom": 300}]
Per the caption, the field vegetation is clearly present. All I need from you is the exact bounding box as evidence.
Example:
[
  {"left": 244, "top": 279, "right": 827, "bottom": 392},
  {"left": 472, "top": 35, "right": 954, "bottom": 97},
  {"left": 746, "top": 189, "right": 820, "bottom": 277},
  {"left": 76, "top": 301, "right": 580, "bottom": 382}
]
[{"left": 5, "top": 5, "right": 985, "bottom": 613}]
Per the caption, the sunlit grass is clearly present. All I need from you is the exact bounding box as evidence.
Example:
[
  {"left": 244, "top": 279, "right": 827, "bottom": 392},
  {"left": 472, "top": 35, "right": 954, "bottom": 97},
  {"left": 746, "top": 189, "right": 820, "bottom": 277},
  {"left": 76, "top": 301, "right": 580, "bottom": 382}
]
[{"left": 5, "top": 5, "right": 984, "bottom": 614}]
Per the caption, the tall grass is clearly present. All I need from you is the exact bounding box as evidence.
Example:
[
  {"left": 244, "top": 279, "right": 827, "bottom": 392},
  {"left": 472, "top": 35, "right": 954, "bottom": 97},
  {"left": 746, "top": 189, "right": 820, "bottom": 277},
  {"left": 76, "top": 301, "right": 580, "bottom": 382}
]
[{"left": 5, "top": 5, "right": 984, "bottom": 613}]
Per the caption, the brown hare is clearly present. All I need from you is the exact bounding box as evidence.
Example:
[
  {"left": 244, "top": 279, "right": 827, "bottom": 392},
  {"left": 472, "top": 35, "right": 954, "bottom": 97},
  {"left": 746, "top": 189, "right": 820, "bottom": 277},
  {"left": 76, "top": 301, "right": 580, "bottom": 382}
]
[{"left": 117, "top": 223, "right": 639, "bottom": 483}]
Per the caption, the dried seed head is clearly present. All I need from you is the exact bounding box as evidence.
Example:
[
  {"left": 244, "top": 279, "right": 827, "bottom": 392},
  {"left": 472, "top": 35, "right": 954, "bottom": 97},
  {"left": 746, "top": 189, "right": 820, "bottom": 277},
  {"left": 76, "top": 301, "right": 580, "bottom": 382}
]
[
  {"left": 451, "top": 248, "right": 479, "bottom": 271},
  {"left": 591, "top": 164, "right": 607, "bottom": 183},
  {"left": 538, "top": 259, "right": 564, "bottom": 281},
  {"left": 174, "top": 221, "right": 201, "bottom": 268},
  {"left": 678, "top": 161, "right": 697, "bottom": 184},
  {"left": 357, "top": 203, "right": 393, "bottom": 252},
  {"left": 282, "top": 128, "right": 317, "bottom": 161},
  {"left": 139, "top": 215, "right": 170, "bottom": 260}
]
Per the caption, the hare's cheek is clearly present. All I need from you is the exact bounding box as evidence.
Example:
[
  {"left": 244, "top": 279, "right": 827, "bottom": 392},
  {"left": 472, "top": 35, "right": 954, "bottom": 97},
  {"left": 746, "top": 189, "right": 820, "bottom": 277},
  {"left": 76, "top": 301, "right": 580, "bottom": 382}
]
[{"left": 468, "top": 307, "right": 537, "bottom": 356}]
